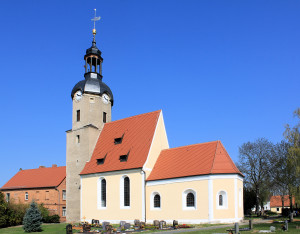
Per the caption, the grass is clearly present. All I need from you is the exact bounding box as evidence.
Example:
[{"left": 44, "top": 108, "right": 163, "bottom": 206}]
[
  {"left": 180, "top": 221, "right": 300, "bottom": 234},
  {"left": 0, "top": 223, "right": 66, "bottom": 234},
  {"left": 0, "top": 221, "right": 299, "bottom": 233}
]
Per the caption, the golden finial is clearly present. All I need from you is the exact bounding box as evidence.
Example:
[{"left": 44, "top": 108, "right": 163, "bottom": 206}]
[{"left": 91, "top": 9, "right": 101, "bottom": 36}]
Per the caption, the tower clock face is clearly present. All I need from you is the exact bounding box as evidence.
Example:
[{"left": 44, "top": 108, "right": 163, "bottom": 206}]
[
  {"left": 102, "top": 93, "right": 110, "bottom": 104},
  {"left": 74, "top": 90, "right": 83, "bottom": 102}
]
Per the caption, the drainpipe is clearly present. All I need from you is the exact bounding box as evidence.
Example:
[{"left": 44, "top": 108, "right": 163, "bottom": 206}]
[{"left": 55, "top": 187, "right": 60, "bottom": 218}]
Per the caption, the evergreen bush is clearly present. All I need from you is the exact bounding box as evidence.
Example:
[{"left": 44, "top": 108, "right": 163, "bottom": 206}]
[
  {"left": 0, "top": 192, "right": 9, "bottom": 228},
  {"left": 23, "top": 201, "right": 42, "bottom": 232}
]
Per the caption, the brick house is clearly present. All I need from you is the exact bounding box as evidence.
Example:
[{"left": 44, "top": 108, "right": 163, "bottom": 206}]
[{"left": 0, "top": 165, "right": 66, "bottom": 222}]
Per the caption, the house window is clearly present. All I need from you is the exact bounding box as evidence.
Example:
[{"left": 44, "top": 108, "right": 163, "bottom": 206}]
[
  {"left": 154, "top": 194, "right": 161, "bottom": 208},
  {"left": 101, "top": 179, "right": 106, "bottom": 207},
  {"left": 76, "top": 110, "right": 80, "bottom": 122},
  {"left": 25, "top": 192, "right": 28, "bottom": 201},
  {"left": 217, "top": 190, "right": 228, "bottom": 209},
  {"left": 103, "top": 112, "right": 107, "bottom": 123},
  {"left": 182, "top": 189, "right": 196, "bottom": 210},
  {"left": 62, "top": 207, "right": 66, "bottom": 217},
  {"left": 62, "top": 190, "right": 66, "bottom": 200},
  {"left": 6, "top": 193, "right": 10, "bottom": 202},
  {"left": 277, "top": 207, "right": 279, "bottom": 212},
  {"left": 45, "top": 191, "right": 49, "bottom": 200}
]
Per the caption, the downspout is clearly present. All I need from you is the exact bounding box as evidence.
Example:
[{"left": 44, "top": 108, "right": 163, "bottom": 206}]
[{"left": 55, "top": 187, "right": 60, "bottom": 218}]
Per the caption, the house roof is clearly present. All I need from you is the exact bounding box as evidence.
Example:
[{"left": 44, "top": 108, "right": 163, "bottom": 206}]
[
  {"left": 270, "top": 195, "right": 295, "bottom": 208},
  {"left": 80, "top": 110, "right": 161, "bottom": 175},
  {"left": 1, "top": 166, "right": 66, "bottom": 190},
  {"left": 147, "top": 140, "right": 242, "bottom": 181}
]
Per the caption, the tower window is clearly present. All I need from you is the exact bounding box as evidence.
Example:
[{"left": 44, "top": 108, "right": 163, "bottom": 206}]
[
  {"left": 103, "top": 112, "right": 107, "bottom": 123},
  {"left": 76, "top": 135, "right": 80, "bottom": 143},
  {"left": 76, "top": 110, "right": 80, "bottom": 122}
]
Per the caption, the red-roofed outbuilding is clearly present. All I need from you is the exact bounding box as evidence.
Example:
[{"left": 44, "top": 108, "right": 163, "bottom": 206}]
[{"left": 1, "top": 165, "right": 66, "bottom": 222}]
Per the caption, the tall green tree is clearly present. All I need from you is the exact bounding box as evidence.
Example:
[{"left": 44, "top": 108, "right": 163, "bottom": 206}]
[
  {"left": 283, "top": 108, "right": 300, "bottom": 209},
  {"left": 23, "top": 201, "right": 42, "bottom": 232},
  {"left": 237, "top": 138, "right": 273, "bottom": 214}
]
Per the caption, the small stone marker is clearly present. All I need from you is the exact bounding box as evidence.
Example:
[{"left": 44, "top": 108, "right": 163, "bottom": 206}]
[
  {"left": 153, "top": 220, "right": 159, "bottom": 227},
  {"left": 234, "top": 223, "right": 239, "bottom": 234},
  {"left": 249, "top": 219, "right": 253, "bottom": 230},
  {"left": 134, "top": 219, "right": 141, "bottom": 227},
  {"left": 284, "top": 220, "right": 288, "bottom": 231},
  {"left": 102, "top": 221, "right": 110, "bottom": 231},
  {"left": 270, "top": 226, "right": 276, "bottom": 232},
  {"left": 289, "top": 213, "right": 294, "bottom": 222},
  {"left": 173, "top": 220, "right": 178, "bottom": 228},
  {"left": 66, "top": 224, "right": 72, "bottom": 234},
  {"left": 120, "top": 220, "right": 126, "bottom": 228},
  {"left": 124, "top": 223, "right": 131, "bottom": 230}
]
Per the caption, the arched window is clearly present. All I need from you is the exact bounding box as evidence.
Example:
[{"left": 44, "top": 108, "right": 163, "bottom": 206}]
[
  {"left": 217, "top": 190, "right": 228, "bottom": 209},
  {"left": 154, "top": 194, "right": 161, "bottom": 208},
  {"left": 101, "top": 179, "right": 106, "bottom": 207},
  {"left": 182, "top": 189, "right": 196, "bottom": 210},
  {"left": 219, "top": 194, "right": 223, "bottom": 206},
  {"left": 97, "top": 177, "right": 106, "bottom": 209},
  {"left": 124, "top": 177, "right": 130, "bottom": 207},
  {"left": 186, "top": 192, "right": 195, "bottom": 207}
]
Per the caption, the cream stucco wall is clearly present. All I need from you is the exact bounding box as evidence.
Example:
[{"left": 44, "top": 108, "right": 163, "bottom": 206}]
[
  {"left": 81, "top": 169, "right": 144, "bottom": 223},
  {"left": 143, "top": 111, "right": 169, "bottom": 178},
  {"left": 146, "top": 174, "right": 243, "bottom": 224}
]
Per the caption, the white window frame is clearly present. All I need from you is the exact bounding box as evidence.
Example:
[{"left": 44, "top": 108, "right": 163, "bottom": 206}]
[
  {"left": 120, "top": 175, "right": 130, "bottom": 209},
  {"left": 97, "top": 177, "right": 107, "bottom": 209},
  {"left": 62, "top": 190, "right": 66, "bottom": 200},
  {"left": 182, "top": 189, "right": 197, "bottom": 210},
  {"left": 62, "top": 207, "right": 66, "bottom": 217},
  {"left": 25, "top": 192, "right": 28, "bottom": 201},
  {"left": 216, "top": 190, "right": 228, "bottom": 209},
  {"left": 6, "top": 193, "right": 10, "bottom": 202},
  {"left": 150, "top": 192, "right": 161, "bottom": 210}
]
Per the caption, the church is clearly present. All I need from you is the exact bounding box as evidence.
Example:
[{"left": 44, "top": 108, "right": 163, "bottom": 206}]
[{"left": 66, "top": 15, "right": 244, "bottom": 224}]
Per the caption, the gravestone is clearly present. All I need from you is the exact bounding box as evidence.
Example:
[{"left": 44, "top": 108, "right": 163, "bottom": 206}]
[
  {"left": 234, "top": 223, "right": 239, "bottom": 234},
  {"left": 140, "top": 222, "right": 145, "bottom": 228},
  {"left": 173, "top": 220, "right": 178, "bottom": 228},
  {"left": 102, "top": 222, "right": 110, "bottom": 231},
  {"left": 270, "top": 226, "right": 276, "bottom": 232},
  {"left": 134, "top": 219, "right": 141, "bottom": 227},
  {"left": 153, "top": 220, "right": 159, "bottom": 227},
  {"left": 249, "top": 219, "right": 253, "bottom": 230},
  {"left": 284, "top": 220, "right": 288, "bottom": 231},
  {"left": 120, "top": 221, "right": 126, "bottom": 229},
  {"left": 124, "top": 223, "right": 131, "bottom": 230},
  {"left": 66, "top": 224, "right": 72, "bottom": 234},
  {"left": 106, "top": 225, "right": 113, "bottom": 233},
  {"left": 289, "top": 213, "right": 294, "bottom": 222}
]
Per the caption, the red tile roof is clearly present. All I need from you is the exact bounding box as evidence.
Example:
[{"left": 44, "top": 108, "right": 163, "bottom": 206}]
[
  {"left": 147, "top": 141, "right": 242, "bottom": 181},
  {"left": 270, "top": 195, "right": 295, "bottom": 207},
  {"left": 80, "top": 110, "right": 161, "bottom": 175},
  {"left": 1, "top": 166, "right": 66, "bottom": 190}
]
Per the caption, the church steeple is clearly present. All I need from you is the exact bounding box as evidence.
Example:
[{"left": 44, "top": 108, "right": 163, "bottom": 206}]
[{"left": 84, "top": 9, "right": 103, "bottom": 80}]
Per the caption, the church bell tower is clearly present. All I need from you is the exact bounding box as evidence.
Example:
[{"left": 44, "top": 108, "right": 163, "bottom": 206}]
[{"left": 66, "top": 10, "right": 113, "bottom": 222}]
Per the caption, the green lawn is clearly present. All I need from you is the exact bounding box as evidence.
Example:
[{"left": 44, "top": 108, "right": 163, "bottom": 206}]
[
  {"left": 0, "top": 224, "right": 66, "bottom": 234},
  {"left": 0, "top": 221, "right": 299, "bottom": 233},
  {"left": 180, "top": 221, "right": 300, "bottom": 234}
]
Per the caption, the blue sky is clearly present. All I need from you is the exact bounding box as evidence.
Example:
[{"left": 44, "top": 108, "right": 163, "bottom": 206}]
[{"left": 0, "top": 0, "right": 299, "bottom": 186}]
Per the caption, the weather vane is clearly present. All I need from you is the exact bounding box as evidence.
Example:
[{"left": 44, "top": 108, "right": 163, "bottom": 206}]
[{"left": 91, "top": 9, "right": 101, "bottom": 36}]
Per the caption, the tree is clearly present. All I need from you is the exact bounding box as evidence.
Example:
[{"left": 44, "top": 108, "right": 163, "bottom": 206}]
[
  {"left": 23, "top": 201, "right": 42, "bottom": 232},
  {"left": 283, "top": 108, "right": 300, "bottom": 209},
  {"left": 0, "top": 192, "right": 9, "bottom": 228},
  {"left": 237, "top": 138, "right": 273, "bottom": 214},
  {"left": 243, "top": 187, "right": 256, "bottom": 214}
]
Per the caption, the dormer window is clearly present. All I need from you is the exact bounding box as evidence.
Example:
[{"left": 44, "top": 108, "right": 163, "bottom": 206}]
[
  {"left": 114, "top": 135, "right": 124, "bottom": 145},
  {"left": 97, "top": 155, "right": 106, "bottom": 165},
  {"left": 119, "top": 154, "right": 128, "bottom": 162}
]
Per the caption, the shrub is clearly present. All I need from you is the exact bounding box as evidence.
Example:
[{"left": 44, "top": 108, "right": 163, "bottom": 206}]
[
  {"left": 44, "top": 214, "right": 60, "bottom": 223},
  {"left": 265, "top": 210, "right": 277, "bottom": 215},
  {"left": 23, "top": 201, "right": 42, "bottom": 232},
  {"left": 0, "top": 192, "right": 9, "bottom": 228}
]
